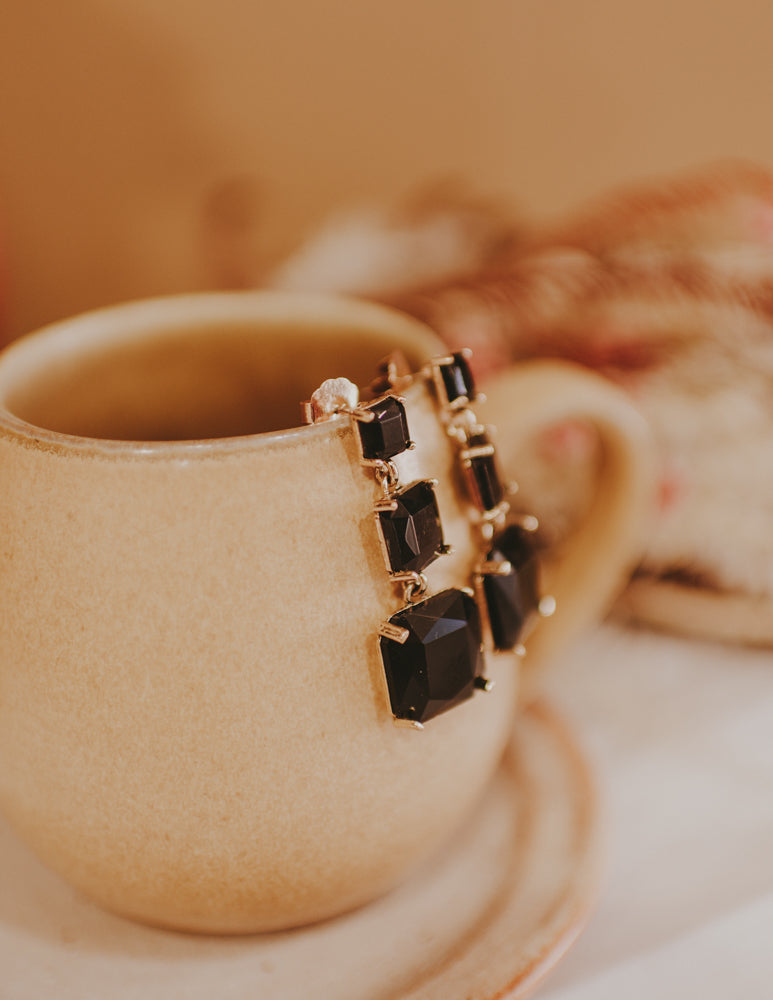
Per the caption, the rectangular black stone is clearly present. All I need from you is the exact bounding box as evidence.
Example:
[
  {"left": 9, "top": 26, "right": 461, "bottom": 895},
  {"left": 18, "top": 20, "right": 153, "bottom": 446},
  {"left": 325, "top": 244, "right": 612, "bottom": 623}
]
[
  {"left": 469, "top": 453, "right": 506, "bottom": 511},
  {"left": 482, "top": 525, "right": 540, "bottom": 650},
  {"left": 438, "top": 352, "right": 476, "bottom": 406},
  {"left": 463, "top": 432, "right": 506, "bottom": 512}
]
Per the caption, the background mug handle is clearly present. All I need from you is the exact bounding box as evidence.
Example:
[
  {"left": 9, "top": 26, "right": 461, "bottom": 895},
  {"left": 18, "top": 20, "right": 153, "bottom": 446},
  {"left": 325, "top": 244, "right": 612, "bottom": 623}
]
[{"left": 478, "top": 359, "right": 655, "bottom": 674}]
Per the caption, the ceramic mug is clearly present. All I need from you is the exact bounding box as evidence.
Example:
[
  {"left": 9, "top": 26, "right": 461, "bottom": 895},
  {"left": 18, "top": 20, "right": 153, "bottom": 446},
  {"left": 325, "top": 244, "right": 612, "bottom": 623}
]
[{"left": 0, "top": 292, "right": 651, "bottom": 934}]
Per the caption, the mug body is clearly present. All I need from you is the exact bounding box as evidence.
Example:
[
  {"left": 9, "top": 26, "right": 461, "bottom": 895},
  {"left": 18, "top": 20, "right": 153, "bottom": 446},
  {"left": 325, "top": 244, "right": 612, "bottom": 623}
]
[{"left": 0, "top": 293, "right": 520, "bottom": 932}]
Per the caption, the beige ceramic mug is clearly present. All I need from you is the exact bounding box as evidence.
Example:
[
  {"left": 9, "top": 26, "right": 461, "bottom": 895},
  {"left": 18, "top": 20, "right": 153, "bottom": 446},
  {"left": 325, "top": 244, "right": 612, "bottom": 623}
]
[{"left": 0, "top": 292, "right": 651, "bottom": 934}]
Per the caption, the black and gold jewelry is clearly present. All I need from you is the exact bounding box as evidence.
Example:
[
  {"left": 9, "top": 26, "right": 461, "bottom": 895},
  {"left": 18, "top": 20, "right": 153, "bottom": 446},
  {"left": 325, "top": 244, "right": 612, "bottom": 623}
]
[
  {"left": 303, "top": 350, "right": 553, "bottom": 730},
  {"left": 423, "top": 351, "right": 555, "bottom": 656}
]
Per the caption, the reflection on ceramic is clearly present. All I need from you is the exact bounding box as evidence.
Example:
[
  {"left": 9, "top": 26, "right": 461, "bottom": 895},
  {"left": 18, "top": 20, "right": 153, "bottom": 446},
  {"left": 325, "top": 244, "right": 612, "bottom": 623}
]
[{"left": 0, "top": 701, "right": 599, "bottom": 1000}]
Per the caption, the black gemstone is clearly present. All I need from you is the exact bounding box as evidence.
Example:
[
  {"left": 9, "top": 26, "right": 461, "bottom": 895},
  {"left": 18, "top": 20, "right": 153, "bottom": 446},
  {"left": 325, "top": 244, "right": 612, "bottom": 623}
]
[
  {"left": 465, "top": 432, "right": 505, "bottom": 512},
  {"left": 439, "top": 352, "right": 476, "bottom": 405},
  {"left": 379, "top": 481, "right": 443, "bottom": 574},
  {"left": 380, "top": 589, "right": 485, "bottom": 723},
  {"left": 483, "top": 525, "right": 540, "bottom": 650},
  {"left": 358, "top": 396, "right": 411, "bottom": 461}
]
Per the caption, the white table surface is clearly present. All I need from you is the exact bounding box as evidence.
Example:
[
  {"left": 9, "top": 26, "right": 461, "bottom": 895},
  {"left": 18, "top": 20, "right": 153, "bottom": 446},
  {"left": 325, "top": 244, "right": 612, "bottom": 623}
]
[{"left": 537, "top": 621, "right": 773, "bottom": 999}]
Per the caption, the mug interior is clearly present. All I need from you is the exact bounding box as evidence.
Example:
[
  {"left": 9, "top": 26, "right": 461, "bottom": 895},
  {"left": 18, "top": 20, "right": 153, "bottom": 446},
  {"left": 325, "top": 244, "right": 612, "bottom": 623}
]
[{"left": 0, "top": 296, "right": 438, "bottom": 443}]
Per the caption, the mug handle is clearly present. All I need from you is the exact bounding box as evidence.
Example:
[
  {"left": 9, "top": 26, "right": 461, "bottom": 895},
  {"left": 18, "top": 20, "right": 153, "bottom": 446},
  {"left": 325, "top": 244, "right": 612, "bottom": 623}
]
[{"left": 478, "top": 359, "right": 655, "bottom": 673}]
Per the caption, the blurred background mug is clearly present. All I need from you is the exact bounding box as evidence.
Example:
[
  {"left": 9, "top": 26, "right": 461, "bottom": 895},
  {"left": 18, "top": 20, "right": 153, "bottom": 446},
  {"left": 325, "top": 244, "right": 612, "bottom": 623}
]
[{"left": 0, "top": 292, "right": 651, "bottom": 933}]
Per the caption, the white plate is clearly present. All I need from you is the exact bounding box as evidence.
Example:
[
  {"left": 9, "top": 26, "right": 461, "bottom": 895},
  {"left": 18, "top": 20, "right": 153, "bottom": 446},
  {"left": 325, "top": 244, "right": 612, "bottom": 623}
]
[{"left": 0, "top": 701, "right": 599, "bottom": 1000}]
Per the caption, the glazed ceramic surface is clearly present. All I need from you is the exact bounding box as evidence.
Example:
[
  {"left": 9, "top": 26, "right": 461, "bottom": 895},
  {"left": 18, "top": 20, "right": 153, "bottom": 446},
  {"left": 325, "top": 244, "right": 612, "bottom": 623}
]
[{"left": 0, "top": 292, "right": 649, "bottom": 932}]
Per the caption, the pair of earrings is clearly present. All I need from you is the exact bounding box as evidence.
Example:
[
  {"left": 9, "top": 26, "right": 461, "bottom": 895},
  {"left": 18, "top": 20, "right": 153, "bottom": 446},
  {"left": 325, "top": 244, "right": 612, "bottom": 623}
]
[{"left": 304, "top": 351, "right": 551, "bottom": 729}]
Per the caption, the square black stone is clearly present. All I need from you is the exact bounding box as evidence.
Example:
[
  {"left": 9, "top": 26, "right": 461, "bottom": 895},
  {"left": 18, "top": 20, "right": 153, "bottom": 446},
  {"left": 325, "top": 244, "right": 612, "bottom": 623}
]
[
  {"left": 482, "top": 525, "right": 540, "bottom": 650},
  {"left": 378, "top": 481, "right": 444, "bottom": 574},
  {"left": 438, "top": 352, "right": 476, "bottom": 406},
  {"left": 357, "top": 395, "right": 411, "bottom": 462},
  {"left": 380, "top": 589, "right": 485, "bottom": 724}
]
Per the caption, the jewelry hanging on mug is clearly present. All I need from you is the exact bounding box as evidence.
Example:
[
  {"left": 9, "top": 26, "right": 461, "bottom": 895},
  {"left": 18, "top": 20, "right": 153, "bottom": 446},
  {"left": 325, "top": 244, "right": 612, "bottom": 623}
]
[
  {"left": 303, "top": 349, "right": 554, "bottom": 730},
  {"left": 422, "top": 351, "right": 555, "bottom": 655}
]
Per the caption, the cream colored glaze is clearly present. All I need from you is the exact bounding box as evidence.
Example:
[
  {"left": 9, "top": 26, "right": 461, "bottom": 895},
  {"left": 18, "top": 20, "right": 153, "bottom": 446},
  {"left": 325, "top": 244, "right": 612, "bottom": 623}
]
[{"left": 0, "top": 292, "right": 650, "bottom": 933}]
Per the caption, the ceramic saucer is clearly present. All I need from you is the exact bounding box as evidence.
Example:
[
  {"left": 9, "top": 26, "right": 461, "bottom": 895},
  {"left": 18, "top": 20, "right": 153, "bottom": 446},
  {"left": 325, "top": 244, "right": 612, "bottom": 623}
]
[
  {"left": 0, "top": 701, "right": 599, "bottom": 1000},
  {"left": 616, "top": 577, "right": 773, "bottom": 647}
]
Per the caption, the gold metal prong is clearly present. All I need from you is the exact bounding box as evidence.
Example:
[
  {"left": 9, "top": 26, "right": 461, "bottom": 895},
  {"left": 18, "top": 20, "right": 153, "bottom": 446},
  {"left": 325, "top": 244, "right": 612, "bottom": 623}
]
[
  {"left": 369, "top": 351, "right": 413, "bottom": 394},
  {"left": 379, "top": 622, "right": 410, "bottom": 644},
  {"left": 514, "top": 643, "right": 527, "bottom": 657},
  {"left": 479, "top": 500, "right": 511, "bottom": 524},
  {"left": 394, "top": 717, "right": 424, "bottom": 731},
  {"left": 374, "top": 499, "right": 399, "bottom": 513},
  {"left": 461, "top": 585, "right": 475, "bottom": 598},
  {"left": 430, "top": 354, "right": 456, "bottom": 368},
  {"left": 479, "top": 559, "right": 512, "bottom": 576},
  {"left": 475, "top": 677, "right": 494, "bottom": 692},
  {"left": 389, "top": 570, "right": 424, "bottom": 585},
  {"left": 407, "top": 441, "right": 416, "bottom": 451},
  {"left": 349, "top": 406, "right": 376, "bottom": 423},
  {"left": 460, "top": 444, "right": 496, "bottom": 462},
  {"left": 539, "top": 595, "right": 557, "bottom": 618},
  {"left": 438, "top": 543, "right": 454, "bottom": 556}
]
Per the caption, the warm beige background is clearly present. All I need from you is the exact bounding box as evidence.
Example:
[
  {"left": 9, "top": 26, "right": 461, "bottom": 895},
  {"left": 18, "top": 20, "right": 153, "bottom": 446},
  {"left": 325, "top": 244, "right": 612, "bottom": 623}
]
[{"left": 1, "top": 0, "right": 772, "bottom": 338}]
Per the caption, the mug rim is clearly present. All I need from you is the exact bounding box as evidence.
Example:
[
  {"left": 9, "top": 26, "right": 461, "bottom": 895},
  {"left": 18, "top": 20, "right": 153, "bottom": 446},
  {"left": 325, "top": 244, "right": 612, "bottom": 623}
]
[{"left": 0, "top": 290, "right": 443, "bottom": 459}]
